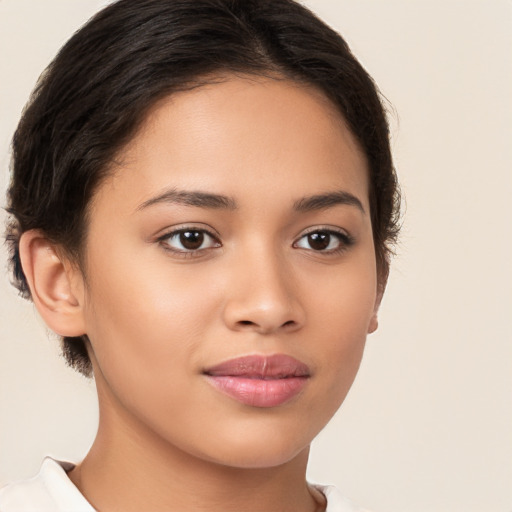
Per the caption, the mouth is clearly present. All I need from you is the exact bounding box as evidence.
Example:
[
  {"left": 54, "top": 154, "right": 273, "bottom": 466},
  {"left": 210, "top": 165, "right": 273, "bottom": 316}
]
[{"left": 203, "top": 354, "right": 310, "bottom": 408}]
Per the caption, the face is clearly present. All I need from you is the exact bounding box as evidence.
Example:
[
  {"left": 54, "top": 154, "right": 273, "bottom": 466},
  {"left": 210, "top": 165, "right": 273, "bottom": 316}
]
[{"left": 79, "top": 75, "right": 379, "bottom": 468}]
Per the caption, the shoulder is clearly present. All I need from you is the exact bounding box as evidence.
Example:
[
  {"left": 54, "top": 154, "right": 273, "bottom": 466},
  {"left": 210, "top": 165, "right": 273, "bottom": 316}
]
[
  {"left": 0, "top": 458, "right": 94, "bottom": 512},
  {"left": 314, "top": 484, "right": 374, "bottom": 512}
]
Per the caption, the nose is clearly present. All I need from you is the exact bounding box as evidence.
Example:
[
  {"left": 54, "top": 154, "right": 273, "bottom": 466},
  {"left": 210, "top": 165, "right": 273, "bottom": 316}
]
[{"left": 222, "top": 247, "right": 305, "bottom": 335}]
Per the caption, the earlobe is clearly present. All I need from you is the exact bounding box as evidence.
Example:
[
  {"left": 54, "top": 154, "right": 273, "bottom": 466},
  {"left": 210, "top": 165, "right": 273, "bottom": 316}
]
[
  {"left": 19, "top": 230, "right": 86, "bottom": 337},
  {"left": 367, "top": 286, "right": 385, "bottom": 334},
  {"left": 367, "top": 312, "right": 379, "bottom": 334}
]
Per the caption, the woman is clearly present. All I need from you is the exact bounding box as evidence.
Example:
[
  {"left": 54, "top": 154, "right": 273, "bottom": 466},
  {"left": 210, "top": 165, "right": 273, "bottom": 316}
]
[{"left": 1, "top": 0, "right": 400, "bottom": 510}]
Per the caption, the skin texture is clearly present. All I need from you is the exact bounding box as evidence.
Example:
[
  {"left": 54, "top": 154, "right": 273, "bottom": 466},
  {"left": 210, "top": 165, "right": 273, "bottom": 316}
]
[{"left": 20, "top": 76, "right": 380, "bottom": 512}]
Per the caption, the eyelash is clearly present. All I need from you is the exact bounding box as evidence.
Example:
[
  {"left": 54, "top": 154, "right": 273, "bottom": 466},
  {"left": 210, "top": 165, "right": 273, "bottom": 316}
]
[
  {"left": 157, "top": 226, "right": 354, "bottom": 258},
  {"left": 157, "top": 226, "right": 221, "bottom": 258}
]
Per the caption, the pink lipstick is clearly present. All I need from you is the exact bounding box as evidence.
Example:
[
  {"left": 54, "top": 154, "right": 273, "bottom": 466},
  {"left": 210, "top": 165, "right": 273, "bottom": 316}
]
[{"left": 203, "top": 354, "right": 310, "bottom": 408}]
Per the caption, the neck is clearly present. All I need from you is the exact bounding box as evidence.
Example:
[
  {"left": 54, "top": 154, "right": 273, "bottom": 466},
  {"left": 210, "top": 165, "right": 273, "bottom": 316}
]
[{"left": 68, "top": 379, "right": 323, "bottom": 512}]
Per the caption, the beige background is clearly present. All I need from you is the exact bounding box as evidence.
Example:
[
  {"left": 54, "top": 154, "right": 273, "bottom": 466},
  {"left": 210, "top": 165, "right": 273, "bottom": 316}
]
[{"left": 1, "top": 1, "right": 511, "bottom": 511}]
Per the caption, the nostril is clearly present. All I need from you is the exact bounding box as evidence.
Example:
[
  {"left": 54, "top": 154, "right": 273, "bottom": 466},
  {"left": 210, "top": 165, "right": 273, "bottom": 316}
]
[{"left": 237, "top": 319, "right": 296, "bottom": 329}]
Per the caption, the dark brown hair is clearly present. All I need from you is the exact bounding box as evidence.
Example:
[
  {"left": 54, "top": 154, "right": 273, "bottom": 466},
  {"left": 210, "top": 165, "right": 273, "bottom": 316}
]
[{"left": 5, "top": 0, "right": 400, "bottom": 377}]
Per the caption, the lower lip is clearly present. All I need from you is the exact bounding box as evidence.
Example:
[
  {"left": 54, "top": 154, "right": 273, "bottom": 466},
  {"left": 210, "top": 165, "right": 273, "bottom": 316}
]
[{"left": 206, "top": 376, "right": 308, "bottom": 408}]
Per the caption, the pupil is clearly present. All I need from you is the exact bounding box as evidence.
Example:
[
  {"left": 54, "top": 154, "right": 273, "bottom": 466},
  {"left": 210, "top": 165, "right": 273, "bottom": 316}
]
[
  {"left": 308, "top": 232, "right": 330, "bottom": 250},
  {"left": 180, "top": 231, "right": 204, "bottom": 250}
]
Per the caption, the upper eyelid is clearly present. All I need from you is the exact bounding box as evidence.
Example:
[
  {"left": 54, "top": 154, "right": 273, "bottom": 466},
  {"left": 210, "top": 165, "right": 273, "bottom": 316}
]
[
  {"left": 296, "top": 225, "right": 352, "bottom": 239},
  {"left": 156, "top": 224, "right": 221, "bottom": 240}
]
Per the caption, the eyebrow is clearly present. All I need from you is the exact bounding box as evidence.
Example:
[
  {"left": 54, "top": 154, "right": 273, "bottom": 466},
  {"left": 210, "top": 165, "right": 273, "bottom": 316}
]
[
  {"left": 137, "top": 187, "right": 365, "bottom": 215},
  {"left": 293, "top": 191, "right": 366, "bottom": 214},
  {"left": 137, "top": 188, "right": 238, "bottom": 211}
]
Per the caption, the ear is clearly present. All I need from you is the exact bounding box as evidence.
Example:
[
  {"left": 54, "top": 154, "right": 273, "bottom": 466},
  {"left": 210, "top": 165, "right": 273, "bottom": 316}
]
[
  {"left": 367, "top": 286, "right": 385, "bottom": 334},
  {"left": 19, "top": 230, "right": 86, "bottom": 337}
]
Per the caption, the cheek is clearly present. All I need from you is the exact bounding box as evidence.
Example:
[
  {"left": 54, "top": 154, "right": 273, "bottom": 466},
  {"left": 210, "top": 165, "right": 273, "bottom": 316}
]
[
  {"left": 81, "top": 256, "right": 221, "bottom": 445},
  {"left": 309, "top": 248, "right": 377, "bottom": 336},
  {"left": 82, "top": 247, "right": 221, "bottom": 385},
  {"left": 307, "top": 255, "right": 377, "bottom": 394}
]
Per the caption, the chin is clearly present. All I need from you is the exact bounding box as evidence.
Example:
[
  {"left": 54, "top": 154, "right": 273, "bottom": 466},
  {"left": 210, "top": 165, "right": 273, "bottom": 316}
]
[{"left": 197, "top": 430, "right": 311, "bottom": 470}]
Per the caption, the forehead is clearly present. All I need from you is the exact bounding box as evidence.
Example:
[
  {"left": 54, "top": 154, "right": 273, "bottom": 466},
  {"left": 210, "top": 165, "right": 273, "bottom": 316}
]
[{"left": 94, "top": 75, "right": 369, "bottom": 215}]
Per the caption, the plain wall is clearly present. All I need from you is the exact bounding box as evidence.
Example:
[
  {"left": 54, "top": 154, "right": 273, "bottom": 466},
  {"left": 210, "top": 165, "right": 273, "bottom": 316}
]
[{"left": 1, "top": 1, "right": 511, "bottom": 511}]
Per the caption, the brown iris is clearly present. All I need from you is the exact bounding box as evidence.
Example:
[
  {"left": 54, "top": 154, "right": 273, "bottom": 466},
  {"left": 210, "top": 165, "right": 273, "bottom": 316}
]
[
  {"left": 307, "top": 232, "right": 331, "bottom": 251},
  {"left": 179, "top": 230, "right": 204, "bottom": 250}
]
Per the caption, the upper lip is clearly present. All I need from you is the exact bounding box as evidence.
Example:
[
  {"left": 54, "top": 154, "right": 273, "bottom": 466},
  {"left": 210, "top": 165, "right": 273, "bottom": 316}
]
[{"left": 203, "top": 354, "right": 310, "bottom": 379}]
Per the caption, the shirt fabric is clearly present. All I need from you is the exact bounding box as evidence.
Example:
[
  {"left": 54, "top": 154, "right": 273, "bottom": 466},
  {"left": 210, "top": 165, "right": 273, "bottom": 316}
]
[{"left": 0, "top": 457, "right": 371, "bottom": 512}]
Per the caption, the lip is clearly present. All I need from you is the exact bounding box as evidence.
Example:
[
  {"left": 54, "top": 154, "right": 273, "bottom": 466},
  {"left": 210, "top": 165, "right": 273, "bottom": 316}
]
[{"left": 203, "top": 354, "right": 310, "bottom": 408}]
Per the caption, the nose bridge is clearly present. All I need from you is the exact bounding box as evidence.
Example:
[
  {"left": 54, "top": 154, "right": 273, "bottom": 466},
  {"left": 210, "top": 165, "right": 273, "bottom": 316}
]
[{"left": 222, "top": 238, "right": 304, "bottom": 334}]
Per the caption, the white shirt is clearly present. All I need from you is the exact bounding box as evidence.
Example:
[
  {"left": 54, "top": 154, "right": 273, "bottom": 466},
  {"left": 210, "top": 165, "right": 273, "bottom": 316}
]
[{"left": 0, "top": 458, "right": 371, "bottom": 512}]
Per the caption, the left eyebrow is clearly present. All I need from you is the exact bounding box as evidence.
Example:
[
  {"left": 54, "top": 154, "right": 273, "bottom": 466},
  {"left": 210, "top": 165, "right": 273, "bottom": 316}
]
[{"left": 293, "top": 190, "right": 366, "bottom": 215}]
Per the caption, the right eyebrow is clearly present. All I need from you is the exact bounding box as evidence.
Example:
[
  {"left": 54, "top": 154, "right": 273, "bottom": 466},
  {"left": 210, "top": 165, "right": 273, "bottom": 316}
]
[{"left": 136, "top": 188, "right": 238, "bottom": 211}]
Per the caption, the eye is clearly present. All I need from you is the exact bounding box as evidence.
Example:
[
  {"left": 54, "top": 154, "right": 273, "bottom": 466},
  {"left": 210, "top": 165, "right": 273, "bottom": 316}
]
[
  {"left": 159, "top": 228, "right": 221, "bottom": 253},
  {"left": 294, "top": 229, "right": 353, "bottom": 253}
]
